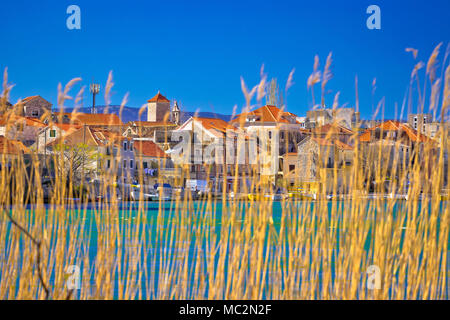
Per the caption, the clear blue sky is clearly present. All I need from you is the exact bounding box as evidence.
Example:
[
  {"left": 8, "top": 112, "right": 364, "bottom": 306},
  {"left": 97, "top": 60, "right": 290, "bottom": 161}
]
[{"left": 0, "top": 0, "right": 449, "bottom": 119}]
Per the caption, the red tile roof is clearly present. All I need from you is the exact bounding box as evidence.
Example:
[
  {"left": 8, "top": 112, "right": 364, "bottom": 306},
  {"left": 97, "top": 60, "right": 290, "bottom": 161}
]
[
  {"left": 359, "top": 120, "right": 432, "bottom": 143},
  {"left": 21, "top": 95, "right": 41, "bottom": 103},
  {"left": 230, "top": 105, "right": 298, "bottom": 124},
  {"left": 128, "top": 121, "right": 177, "bottom": 127},
  {"left": 47, "top": 127, "right": 129, "bottom": 148},
  {"left": 147, "top": 92, "right": 170, "bottom": 103},
  {"left": 0, "top": 115, "right": 46, "bottom": 127},
  {"left": 312, "top": 123, "right": 354, "bottom": 135},
  {"left": 63, "top": 113, "right": 123, "bottom": 126},
  {"left": 52, "top": 123, "right": 82, "bottom": 131},
  {"left": 134, "top": 140, "right": 169, "bottom": 158},
  {"left": 311, "top": 137, "right": 353, "bottom": 150},
  {"left": 192, "top": 117, "right": 236, "bottom": 135}
]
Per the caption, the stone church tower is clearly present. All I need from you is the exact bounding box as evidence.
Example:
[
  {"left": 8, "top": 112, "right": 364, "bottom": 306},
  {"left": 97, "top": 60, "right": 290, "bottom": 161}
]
[
  {"left": 147, "top": 91, "right": 170, "bottom": 122},
  {"left": 172, "top": 100, "right": 180, "bottom": 125}
]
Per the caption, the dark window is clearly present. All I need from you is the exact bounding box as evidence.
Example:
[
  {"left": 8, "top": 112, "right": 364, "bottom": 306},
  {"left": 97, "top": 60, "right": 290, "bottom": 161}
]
[
  {"left": 130, "top": 160, "right": 134, "bottom": 169},
  {"left": 32, "top": 110, "right": 39, "bottom": 117},
  {"left": 123, "top": 141, "right": 127, "bottom": 151},
  {"left": 289, "top": 164, "right": 295, "bottom": 172},
  {"left": 143, "top": 162, "right": 148, "bottom": 169},
  {"left": 49, "top": 130, "right": 56, "bottom": 138},
  {"left": 107, "top": 160, "right": 111, "bottom": 168},
  {"left": 123, "top": 160, "right": 127, "bottom": 168}
]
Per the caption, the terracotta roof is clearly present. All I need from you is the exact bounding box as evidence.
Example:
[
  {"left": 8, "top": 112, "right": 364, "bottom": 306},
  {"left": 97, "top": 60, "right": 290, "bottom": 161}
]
[
  {"left": 192, "top": 117, "right": 236, "bottom": 135},
  {"left": 0, "top": 115, "right": 46, "bottom": 127},
  {"left": 128, "top": 121, "right": 177, "bottom": 127},
  {"left": 134, "top": 140, "right": 169, "bottom": 158},
  {"left": 147, "top": 92, "right": 170, "bottom": 103},
  {"left": 52, "top": 123, "right": 82, "bottom": 131},
  {"left": 359, "top": 120, "right": 432, "bottom": 143},
  {"left": 312, "top": 123, "right": 353, "bottom": 135},
  {"left": 230, "top": 105, "right": 298, "bottom": 124},
  {"left": 0, "top": 136, "right": 29, "bottom": 155},
  {"left": 310, "top": 137, "right": 353, "bottom": 150},
  {"left": 334, "top": 139, "right": 354, "bottom": 150},
  {"left": 62, "top": 113, "right": 123, "bottom": 126},
  {"left": 47, "top": 127, "right": 129, "bottom": 148},
  {"left": 21, "top": 95, "right": 41, "bottom": 103}
]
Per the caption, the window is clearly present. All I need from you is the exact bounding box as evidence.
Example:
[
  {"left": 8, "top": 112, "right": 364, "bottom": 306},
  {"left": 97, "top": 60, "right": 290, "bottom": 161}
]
[
  {"left": 107, "top": 160, "right": 111, "bottom": 168},
  {"left": 143, "top": 162, "right": 148, "bottom": 169},
  {"left": 32, "top": 110, "right": 39, "bottom": 117},
  {"left": 289, "top": 164, "right": 295, "bottom": 172},
  {"left": 49, "top": 130, "right": 56, "bottom": 138},
  {"left": 123, "top": 160, "right": 127, "bottom": 168},
  {"left": 130, "top": 160, "right": 134, "bottom": 169},
  {"left": 269, "top": 131, "right": 272, "bottom": 139},
  {"left": 123, "top": 141, "right": 127, "bottom": 151}
]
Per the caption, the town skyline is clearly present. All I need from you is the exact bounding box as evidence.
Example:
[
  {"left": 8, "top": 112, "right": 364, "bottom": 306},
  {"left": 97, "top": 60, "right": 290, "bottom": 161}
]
[{"left": 1, "top": 0, "right": 449, "bottom": 120}]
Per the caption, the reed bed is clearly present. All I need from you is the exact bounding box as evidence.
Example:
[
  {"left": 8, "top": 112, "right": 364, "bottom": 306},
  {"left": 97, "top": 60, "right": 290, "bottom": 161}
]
[{"left": 0, "top": 45, "right": 449, "bottom": 300}]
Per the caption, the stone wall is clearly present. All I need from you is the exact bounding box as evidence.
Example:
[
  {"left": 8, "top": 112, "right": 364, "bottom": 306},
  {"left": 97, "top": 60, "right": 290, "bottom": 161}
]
[{"left": 148, "top": 102, "right": 170, "bottom": 122}]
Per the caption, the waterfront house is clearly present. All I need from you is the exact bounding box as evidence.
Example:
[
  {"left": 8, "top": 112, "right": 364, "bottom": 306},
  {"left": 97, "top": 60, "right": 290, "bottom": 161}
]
[
  {"left": 230, "top": 105, "right": 306, "bottom": 183},
  {"left": 0, "top": 114, "right": 46, "bottom": 146},
  {"left": 293, "top": 136, "right": 354, "bottom": 193},
  {"left": 35, "top": 123, "right": 81, "bottom": 153},
  {"left": 46, "top": 126, "right": 135, "bottom": 182},
  {"left": 306, "top": 107, "right": 360, "bottom": 129}
]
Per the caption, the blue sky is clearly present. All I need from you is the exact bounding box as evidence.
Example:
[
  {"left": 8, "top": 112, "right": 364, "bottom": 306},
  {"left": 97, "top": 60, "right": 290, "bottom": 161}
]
[{"left": 0, "top": 0, "right": 449, "bottom": 119}]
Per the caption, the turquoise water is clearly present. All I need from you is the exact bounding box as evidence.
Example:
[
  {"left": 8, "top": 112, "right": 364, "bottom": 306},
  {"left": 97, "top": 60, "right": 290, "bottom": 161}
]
[{"left": 1, "top": 200, "right": 449, "bottom": 299}]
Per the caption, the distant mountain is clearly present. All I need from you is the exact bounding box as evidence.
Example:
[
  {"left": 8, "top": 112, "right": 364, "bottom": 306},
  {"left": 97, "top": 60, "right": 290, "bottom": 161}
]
[{"left": 56, "top": 106, "right": 232, "bottom": 123}]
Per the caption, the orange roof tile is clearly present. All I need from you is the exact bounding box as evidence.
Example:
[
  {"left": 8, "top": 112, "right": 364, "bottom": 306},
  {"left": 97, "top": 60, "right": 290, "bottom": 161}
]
[
  {"left": 192, "top": 117, "right": 236, "bottom": 134},
  {"left": 134, "top": 140, "right": 169, "bottom": 158},
  {"left": 128, "top": 121, "right": 177, "bottom": 127},
  {"left": 63, "top": 113, "right": 123, "bottom": 126},
  {"left": 52, "top": 123, "right": 82, "bottom": 131},
  {"left": 21, "top": 95, "right": 41, "bottom": 103},
  {"left": 334, "top": 140, "right": 354, "bottom": 150},
  {"left": 147, "top": 92, "right": 170, "bottom": 103},
  {"left": 230, "top": 105, "right": 298, "bottom": 124},
  {"left": 0, "top": 115, "right": 46, "bottom": 127},
  {"left": 312, "top": 123, "right": 353, "bottom": 135},
  {"left": 47, "top": 127, "right": 129, "bottom": 148},
  {"left": 359, "top": 120, "right": 432, "bottom": 143}
]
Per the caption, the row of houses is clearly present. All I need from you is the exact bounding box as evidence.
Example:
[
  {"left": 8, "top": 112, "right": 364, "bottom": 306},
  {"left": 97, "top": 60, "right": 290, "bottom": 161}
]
[{"left": 0, "top": 93, "right": 446, "bottom": 194}]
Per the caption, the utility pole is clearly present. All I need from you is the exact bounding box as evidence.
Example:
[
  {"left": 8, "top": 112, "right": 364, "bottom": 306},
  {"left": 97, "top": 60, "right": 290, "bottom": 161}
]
[{"left": 90, "top": 83, "right": 100, "bottom": 114}]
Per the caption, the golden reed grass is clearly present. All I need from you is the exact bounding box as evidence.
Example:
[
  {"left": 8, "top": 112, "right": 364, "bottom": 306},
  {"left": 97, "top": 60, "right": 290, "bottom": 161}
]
[{"left": 0, "top": 45, "right": 449, "bottom": 300}]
